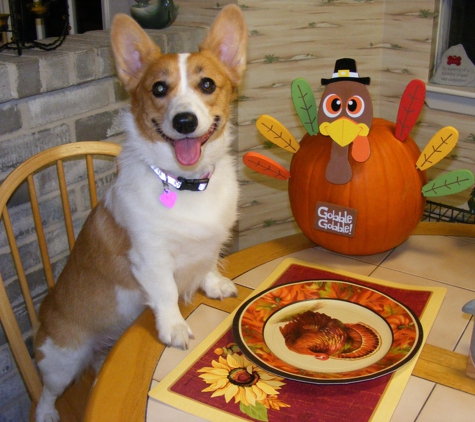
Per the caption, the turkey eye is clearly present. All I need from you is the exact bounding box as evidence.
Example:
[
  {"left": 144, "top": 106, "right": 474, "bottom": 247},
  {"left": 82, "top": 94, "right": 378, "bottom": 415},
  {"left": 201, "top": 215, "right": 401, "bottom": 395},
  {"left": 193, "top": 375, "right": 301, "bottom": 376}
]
[
  {"left": 322, "top": 94, "right": 342, "bottom": 118},
  {"left": 152, "top": 81, "right": 168, "bottom": 98},
  {"left": 331, "top": 98, "right": 341, "bottom": 111},
  {"left": 199, "top": 77, "right": 216, "bottom": 94},
  {"left": 346, "top": 96, "right": 365, "bottom": 118}
]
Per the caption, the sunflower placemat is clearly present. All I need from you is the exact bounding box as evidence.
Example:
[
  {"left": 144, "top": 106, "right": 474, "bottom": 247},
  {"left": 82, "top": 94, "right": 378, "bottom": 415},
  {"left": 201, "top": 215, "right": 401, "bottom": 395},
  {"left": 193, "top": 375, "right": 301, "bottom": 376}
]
[{"left": 149, "top": 259, "right": 445, "bottom": 422}]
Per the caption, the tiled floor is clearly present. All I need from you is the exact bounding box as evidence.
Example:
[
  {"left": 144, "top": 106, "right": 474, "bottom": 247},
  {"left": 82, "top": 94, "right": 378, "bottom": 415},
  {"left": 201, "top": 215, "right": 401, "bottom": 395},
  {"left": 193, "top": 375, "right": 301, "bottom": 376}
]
[{"left": 147, "top": 234, "right": 475, "bottom": 422}]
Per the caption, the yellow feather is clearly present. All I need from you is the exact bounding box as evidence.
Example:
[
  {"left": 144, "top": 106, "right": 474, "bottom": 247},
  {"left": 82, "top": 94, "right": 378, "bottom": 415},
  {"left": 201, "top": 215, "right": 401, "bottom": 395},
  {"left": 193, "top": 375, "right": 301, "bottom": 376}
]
[
  {"left": 416, "top": 126, "right": 459, "bottom": 170},
  {"left": 256, "top": 115, "right": 300, "bottom": 153}
]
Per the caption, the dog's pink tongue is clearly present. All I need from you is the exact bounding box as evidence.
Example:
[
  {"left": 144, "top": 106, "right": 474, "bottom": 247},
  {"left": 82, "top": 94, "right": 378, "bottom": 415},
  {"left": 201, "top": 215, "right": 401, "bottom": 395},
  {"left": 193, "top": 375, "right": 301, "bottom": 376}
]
[{"left": 174, "top": 138, "right": 202, "bottom": 166}]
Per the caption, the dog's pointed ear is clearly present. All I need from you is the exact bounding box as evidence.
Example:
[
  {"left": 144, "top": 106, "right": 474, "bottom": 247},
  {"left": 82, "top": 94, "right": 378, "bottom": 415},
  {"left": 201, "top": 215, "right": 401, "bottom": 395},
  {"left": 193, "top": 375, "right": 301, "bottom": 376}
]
[
  {"left": 200, "top": 5, "right": 248, "bottom": 86},
  {"left": 111, "top": 14, "right": 160, "bottom": 91}
]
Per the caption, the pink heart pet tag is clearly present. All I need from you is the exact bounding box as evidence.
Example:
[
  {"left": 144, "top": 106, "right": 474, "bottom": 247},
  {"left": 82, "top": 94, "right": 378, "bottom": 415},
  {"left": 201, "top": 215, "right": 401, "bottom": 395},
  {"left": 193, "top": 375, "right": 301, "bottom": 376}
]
[{"left": 159, "top": 190, "right": 177, "bottom": 208}]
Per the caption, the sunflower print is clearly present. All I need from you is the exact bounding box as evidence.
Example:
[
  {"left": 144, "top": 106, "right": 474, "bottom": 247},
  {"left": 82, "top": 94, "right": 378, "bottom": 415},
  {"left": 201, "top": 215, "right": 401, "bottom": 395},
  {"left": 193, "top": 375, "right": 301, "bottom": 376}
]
[{"left": 198, "top": 344, "right": 290, "bottom": 420}]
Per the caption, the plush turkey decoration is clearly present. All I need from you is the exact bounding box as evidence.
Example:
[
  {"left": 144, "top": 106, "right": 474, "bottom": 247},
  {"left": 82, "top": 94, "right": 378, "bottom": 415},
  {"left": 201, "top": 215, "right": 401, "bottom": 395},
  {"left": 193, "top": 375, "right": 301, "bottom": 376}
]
[{"left": 244, "top": 58, "right": 474, "bottom": 255}]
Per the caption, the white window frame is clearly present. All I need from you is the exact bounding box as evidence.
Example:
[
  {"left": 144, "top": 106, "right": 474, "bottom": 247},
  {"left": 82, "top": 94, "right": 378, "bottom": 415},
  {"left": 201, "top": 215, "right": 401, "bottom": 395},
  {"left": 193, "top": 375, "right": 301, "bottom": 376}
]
[
  {"left": 67, "top": 0, "right": 77, "bottom": 33},
  {"left": 432, "top": 0, "right": 452, "bottom": 71}
]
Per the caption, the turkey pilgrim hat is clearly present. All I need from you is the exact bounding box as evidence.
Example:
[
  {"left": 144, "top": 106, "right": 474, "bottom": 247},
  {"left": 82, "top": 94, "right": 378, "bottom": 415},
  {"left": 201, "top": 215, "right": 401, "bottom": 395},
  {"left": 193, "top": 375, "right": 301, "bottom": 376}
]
[{"left": 321, "top": 58, "right": 371, "bottom": 86}]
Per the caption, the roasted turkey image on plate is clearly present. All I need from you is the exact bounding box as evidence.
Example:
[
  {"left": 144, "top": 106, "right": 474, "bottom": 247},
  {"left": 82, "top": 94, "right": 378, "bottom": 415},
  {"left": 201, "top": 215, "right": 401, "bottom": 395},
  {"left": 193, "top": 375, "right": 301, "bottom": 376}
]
[{"left": 279, "top": 310, "right": 382, "bottom": 361}]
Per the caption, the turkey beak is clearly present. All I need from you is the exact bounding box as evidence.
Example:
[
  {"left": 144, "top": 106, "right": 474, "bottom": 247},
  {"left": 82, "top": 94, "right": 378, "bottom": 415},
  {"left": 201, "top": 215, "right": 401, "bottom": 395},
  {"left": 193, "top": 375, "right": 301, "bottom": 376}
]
[{"left": 320, "top": 118, "right": 370, "bottom": 147}]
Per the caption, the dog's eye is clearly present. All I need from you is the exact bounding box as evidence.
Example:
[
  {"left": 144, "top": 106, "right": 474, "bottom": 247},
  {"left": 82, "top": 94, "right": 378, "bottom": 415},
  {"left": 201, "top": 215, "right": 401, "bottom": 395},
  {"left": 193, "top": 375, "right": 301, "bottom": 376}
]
[
  {"left": 199, "top": 78, "right": 216, "bottom": 94},
  {"left": 152, "top": 81, "right": 168, "bottom": 98}
]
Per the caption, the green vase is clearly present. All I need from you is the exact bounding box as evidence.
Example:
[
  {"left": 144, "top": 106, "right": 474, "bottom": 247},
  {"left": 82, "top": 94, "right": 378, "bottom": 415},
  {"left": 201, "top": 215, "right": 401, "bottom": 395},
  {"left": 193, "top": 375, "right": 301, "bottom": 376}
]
[{"left": 130, "top": 0, "right": 179, "bottom": 29}]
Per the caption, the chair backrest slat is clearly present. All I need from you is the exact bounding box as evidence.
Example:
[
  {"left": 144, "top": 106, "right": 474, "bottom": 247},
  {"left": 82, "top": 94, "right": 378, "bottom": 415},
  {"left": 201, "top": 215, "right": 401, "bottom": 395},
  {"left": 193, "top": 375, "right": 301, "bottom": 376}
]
[
  {"left": 2, "top": 207, "right": 40, "bottom": 330},
  {"left": 27, "top": 175, "right": 55, "bottom": 290},
  {"left": 0, "top": 273, "right": 42, "bottom": 402},
  {"left": 56, "top": 160, "right": 76, "bottom": 252},
  {"left": 86, "top": 154, "right": 98, "bottom": 208}
]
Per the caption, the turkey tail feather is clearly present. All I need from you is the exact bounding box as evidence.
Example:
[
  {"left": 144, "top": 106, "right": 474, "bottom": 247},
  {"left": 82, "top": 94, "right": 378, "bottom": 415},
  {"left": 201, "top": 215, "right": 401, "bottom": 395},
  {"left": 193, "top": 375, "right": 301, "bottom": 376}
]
[{"left": 395, "top": 79, "right": 426, "bottom": 142}]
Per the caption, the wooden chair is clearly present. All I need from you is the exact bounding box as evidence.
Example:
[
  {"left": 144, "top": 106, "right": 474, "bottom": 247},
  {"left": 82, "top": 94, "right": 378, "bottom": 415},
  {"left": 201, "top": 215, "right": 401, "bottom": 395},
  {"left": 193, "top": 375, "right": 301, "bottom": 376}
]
[{"left": 0, "top": 141, "right": 122, "bottom": 422}]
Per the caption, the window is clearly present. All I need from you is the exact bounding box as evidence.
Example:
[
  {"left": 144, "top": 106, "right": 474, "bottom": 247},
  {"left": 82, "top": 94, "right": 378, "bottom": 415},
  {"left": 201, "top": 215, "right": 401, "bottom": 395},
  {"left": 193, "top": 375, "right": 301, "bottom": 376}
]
[
  {"left": 431, "top": 0, "right": 475, "bottom": 87},
  {"left": 427, "top": 0, "right": 475, "bottom": 116},
  {"left": 446, "top": 0, "right": 475, "bottom": 64}
]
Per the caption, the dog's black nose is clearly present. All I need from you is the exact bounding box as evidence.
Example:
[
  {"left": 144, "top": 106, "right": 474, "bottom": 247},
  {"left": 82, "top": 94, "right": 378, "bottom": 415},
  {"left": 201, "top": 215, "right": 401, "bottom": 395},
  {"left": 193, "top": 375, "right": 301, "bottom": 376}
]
[{"left": 173, "top": 112, "right": 198, "bottom": 135}]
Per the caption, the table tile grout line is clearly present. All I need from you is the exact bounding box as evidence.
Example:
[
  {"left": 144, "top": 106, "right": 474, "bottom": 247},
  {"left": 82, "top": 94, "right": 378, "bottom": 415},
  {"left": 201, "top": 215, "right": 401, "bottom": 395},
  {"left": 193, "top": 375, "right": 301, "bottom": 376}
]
[
  {"left": 413, "top": 383, "right": 437, "bottom": 422},
  {"left": 454, "top": 316, "right": 474, "bottom": 352}
]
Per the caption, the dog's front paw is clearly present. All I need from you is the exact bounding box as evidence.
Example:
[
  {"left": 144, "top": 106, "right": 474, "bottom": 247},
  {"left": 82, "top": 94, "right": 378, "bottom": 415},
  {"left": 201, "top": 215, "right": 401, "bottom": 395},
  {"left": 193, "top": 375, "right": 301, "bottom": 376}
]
[
  {"left": 158, "top": 319, "right": 194, "bottom": 350},
  {"left": 203, "top": 273, "right": 238, "bottom": 300},
  {"left": 35, "top": 403, "right": 59, "bottom": 422},
  {"left": 35, "top": 386, "right": 60, "bottom": 422}
]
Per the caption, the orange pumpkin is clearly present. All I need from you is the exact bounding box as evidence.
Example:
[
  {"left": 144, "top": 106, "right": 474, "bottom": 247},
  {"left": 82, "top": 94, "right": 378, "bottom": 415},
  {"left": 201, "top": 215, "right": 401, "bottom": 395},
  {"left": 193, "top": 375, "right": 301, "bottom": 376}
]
[{"left": 288, "top": 118, "right": 427, "bottom": 255}]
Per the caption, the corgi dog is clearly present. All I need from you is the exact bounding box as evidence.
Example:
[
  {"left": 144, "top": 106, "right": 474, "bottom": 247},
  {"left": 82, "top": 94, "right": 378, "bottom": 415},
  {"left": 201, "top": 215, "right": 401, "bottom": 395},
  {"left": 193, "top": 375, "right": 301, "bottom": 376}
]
[{"left": 34, "top": 5, "right": 247, "bottom": 422}]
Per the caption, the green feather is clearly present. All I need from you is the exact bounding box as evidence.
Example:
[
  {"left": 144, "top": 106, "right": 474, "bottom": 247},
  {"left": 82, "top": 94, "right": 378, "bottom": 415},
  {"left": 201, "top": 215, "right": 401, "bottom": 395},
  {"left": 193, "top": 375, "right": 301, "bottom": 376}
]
[
  {"left": 291, "top": 78, "right": 318, "bottom": 135},
  {"left": 422, "top": 170, "right": 475, "bottom": 197}
]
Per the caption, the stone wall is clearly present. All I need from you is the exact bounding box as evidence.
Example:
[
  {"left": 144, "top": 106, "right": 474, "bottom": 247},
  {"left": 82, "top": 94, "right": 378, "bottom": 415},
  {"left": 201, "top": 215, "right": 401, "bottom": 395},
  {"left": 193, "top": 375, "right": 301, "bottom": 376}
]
[{"left": 0, "top": 23, "right": 207, "bottom": 422}]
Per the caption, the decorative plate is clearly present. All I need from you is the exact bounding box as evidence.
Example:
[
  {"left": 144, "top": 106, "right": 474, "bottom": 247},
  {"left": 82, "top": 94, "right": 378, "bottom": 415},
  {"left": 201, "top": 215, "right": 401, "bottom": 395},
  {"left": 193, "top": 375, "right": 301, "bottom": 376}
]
[{"left": 233, "top": 280, "right": 423, "bottom": 384}]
